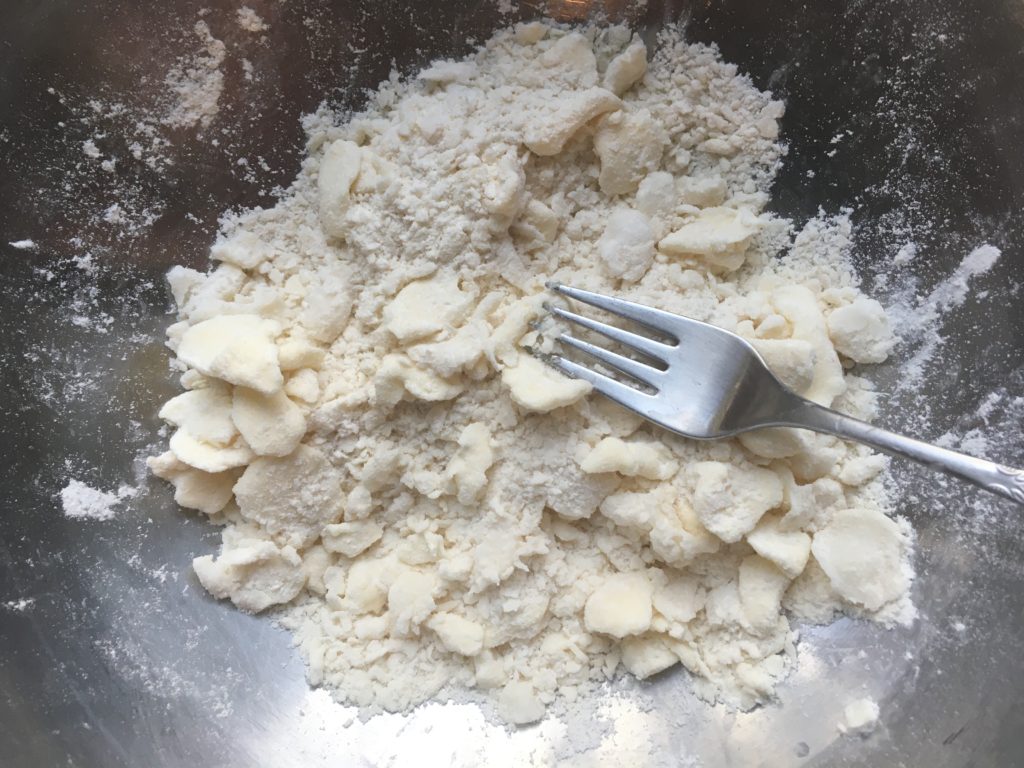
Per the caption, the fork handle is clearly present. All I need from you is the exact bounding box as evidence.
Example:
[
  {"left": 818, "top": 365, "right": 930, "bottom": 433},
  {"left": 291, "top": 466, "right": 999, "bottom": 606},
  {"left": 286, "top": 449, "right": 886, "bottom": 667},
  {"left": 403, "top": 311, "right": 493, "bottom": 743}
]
[{"left": 786, "top": 400, "right": 1024, "bottom": 505}]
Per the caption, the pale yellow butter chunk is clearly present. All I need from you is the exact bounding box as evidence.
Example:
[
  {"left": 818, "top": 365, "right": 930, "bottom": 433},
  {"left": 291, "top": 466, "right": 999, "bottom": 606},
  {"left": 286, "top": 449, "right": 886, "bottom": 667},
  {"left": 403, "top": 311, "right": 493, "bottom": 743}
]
[
  {"left": 277, "top": 338, "right": 325, "bottom": 371},
  {"left": 603, "top": 39, "right": 647, "bottom": 95},
  {"left": 231, "top": 387, "right": 306, "bottom": 457},
  {"left": 502, "top": 354, "right": 591, "bottom": 412},
  {"left": 427, "top": 612, "right": 486, "bottom": 657},
  {"left": 383, "top": 274, "right": 473, "bottom": 343},
  {"left": 317, "top": 139, "right": 362, "bottom": 238},
  {"left": 417, "top": 60, "right": 477, "bottom": 84},
  {"left": 811, "top": 508, "right": 909, "bottom": 611},
  {"left": 284, "top": 368, "right": 320, "bottom": 404},
  {"left": 750, "top": 338, "right": 816, "bottom": 395},
  {"left": 652, "top": 574, "right": 703, "bottom": 625},
  {"left": 539, "top": 32, "right": 598, "bottom": 87},
  {"left": 594, "top": 109, "right": 669, "bottom": 195},
  {"left": 322, "top": 520, "right": 384, "bottom": 557},
  {"left": 210, "top": 230, "right": 274, "bottom": 270},
  {"left": 745, "top": 515, "right": 812, "bottom": 579},
  {"left": 771, "top": 285, "right": 845, "bottom": 406},
  {"left": 584, "top": 572, "right": 653, "bottom": 638},
  {"left": 193, "top": 538, "right": 306, "bottom": 613},
  {"left": 580, "top": 437, "right": 678, "bottom": 480},
  {"left": 596, "top": 208, "right": 656, "bottom": 282},
  {"left": 233, "top": 444, "right": 344, "bottom": 548},
  {"left": 177, "top": 314, "right": 283, "bottom": 394},
  {"left": 158, "top": 384, "right": 237, "bottom": 446},
  {"left": 620, "top": 634, "right": 678, "bottom": 679},
  {"left": 374, "top": 354, "right": 465, "bottom": 406},
  {"left": 827, "top": 297, "right": 894, "bottom": 364},
  {"left": 523, "top": 87, "right": 622, "bottom": 156},
  {"left": 168, "top": 429, "right": 254, "bottom": 473},
  {"left": 738, "top": 554, "right": 790, "bottom": 631},
  {"left": 658, "top": 207, "right": 762, "bottom": 271},
  {"left": 388, "top": 570, "right": 438, "bottom": 635},
  {"left": 147, "top": 451, "right": 240, "bottom": 516},
  {"left": 446, "top": 423, "right": 494, "bottom": 504},
  {"left": 691, "top": 461, "right": 783, "bottom": 543},
  {"left": 498, "top": 681, "right": 546, "bottom": 725}
]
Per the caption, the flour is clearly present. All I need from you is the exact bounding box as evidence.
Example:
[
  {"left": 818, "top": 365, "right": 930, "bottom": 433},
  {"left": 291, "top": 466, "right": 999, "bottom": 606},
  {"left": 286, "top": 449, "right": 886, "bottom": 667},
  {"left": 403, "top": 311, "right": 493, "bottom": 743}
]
[
  {"left": 59, "top": 479, "right": 135, "bottom": 521},
  {"left": 236, "top": 7, "right": 268, "bottom": 34},
  {"left": 838, "top": 697, "right": 880, "bottom": 735},
  {"left": 888, "top": 243, "right": 1002, "bottom": 389},
  {"left": 150, "top": 22, "right": 914, "bottom": 724},
  {"left": 163, "top": 21, "right": 226, "bottom": 129}
]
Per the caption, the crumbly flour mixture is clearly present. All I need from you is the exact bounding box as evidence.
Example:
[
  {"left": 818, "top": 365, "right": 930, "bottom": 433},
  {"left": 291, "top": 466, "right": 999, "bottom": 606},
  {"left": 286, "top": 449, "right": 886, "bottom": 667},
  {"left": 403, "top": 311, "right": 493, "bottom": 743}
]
[{"left": 149, "top": 22, "right": 914, "bottom": 724}]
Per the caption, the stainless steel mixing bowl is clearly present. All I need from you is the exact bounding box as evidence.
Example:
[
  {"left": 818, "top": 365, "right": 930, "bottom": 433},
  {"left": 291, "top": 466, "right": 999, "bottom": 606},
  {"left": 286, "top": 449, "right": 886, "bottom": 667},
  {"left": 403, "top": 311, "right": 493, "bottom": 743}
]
[{"left": 2, "top": 1, "right": 1023, "bottom": 765}]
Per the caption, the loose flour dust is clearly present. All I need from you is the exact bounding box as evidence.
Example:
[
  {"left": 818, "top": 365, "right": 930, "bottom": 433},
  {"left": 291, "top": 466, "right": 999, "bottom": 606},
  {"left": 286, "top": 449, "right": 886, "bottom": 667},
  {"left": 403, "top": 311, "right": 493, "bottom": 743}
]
[{"left": 149, "top": 22, "right": 916, "bottom": 724}]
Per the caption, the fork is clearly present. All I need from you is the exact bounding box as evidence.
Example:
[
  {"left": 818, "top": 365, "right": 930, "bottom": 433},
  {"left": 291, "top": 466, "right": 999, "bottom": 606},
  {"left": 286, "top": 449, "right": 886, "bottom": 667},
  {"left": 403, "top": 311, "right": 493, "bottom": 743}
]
[{"left": 541, "top": 283, "right": 1024, "bottom": 505}]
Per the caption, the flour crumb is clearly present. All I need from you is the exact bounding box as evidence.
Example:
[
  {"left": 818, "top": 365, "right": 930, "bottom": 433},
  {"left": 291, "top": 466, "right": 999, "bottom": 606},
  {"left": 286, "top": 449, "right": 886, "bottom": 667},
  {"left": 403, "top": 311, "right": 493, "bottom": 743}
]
[
  {"left": 3, "top": 598, "right": 36, "bottom": 612},
  {"left": 82, "top": 139, "right": 101, "bottom": 158},
  {"left": 8, "top": 239, "right": 37, "bottom": 250},
  {"left": 237, "top": 7, "right": 268, "bottom": 33},
  {"left": 163, "top": 21, "right": 226, "bottom": 129},
  {"left": 838, "top": 697, "right": 880, "bottom": 735}
]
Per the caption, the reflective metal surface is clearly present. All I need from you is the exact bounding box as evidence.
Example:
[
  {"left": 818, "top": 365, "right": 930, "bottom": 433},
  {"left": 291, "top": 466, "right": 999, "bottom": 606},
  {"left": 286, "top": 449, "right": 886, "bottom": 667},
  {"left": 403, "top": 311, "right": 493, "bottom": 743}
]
[{"left": 1, "top": 1, "right": 1023, "bottom": 766}]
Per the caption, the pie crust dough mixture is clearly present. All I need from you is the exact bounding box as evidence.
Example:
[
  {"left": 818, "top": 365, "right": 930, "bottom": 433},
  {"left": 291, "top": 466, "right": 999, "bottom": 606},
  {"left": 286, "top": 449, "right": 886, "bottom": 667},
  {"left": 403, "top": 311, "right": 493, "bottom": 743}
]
[{"left": 149, "top": 22, "right": 914, "bottom": 724}]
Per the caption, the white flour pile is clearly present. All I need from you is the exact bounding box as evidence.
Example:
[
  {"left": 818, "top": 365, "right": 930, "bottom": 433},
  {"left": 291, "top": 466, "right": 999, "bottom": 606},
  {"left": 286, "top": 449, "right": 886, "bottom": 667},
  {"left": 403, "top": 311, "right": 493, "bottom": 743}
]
[
  {"left": 149, "top": 22, "right": 914, "bottom": 724},
  {"left": 60, "top": 479, "right": 136, "bottom": 521},
  {"left": 163, "top": 21, "right": 226, "bottom": 130}
]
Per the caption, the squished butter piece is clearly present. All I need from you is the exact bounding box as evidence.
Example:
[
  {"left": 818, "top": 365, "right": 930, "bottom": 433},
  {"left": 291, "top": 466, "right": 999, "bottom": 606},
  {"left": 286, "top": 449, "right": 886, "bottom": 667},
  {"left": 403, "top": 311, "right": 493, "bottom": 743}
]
[
  {"left": 827, "top": 297, "right": 894, "bottom": 364},
  {"left": 603, "top": 39, "right": 647, "bottom": 95},
  {"left": 446, "top": 423, "right": 494, "bottom": 504},
  {"left": 231, "top": 387, "right": 306, "bottom": 457},
  {"left": 539, "top": 31, "right": 598, "bottom": 88},
  {"left": 147, "top": 451, "right": 240, "bottom": 516},
  {"left": 738, "top": 554, "right": 790, "bottom": 632},
  {"left": 158, "top": 384, "right": 237, "bottom": 447},
  {"left": 374, "top": 354, "right": 465, "bottom": 406},
  {"left": 233, "top": 444, "right": 344, "bottom": 549},
  {"left": 584, "top": 572, "right": 653, "bottom": 638},
  {"left": 620, "top": 634, "right": 678, "bottom": 679},
  {"left": 322, "top": 520, "right": 384, "bottom": 557},
  {"left": 169, "top": 429, "right": 254, "bottom": 473},
  {"left": 427, "top": 611, "right": 485, "bottom": 656},
  {"left": 318, "top": 139, "right": 362, "bottom": 238},
  {"left": 596, "top": 208, "right": 656, "bottom": 282},
  {"left": 811, "top": 508, "right": 908, "bottom": 611},
  {"left": 524, "top": 87, "right": 622, "bottom": 156},
  {"left": 384, "top": 274, "right": 473, "bottom": 343},
  {"left": 177, "top": 314, "right": 283, "bottom": 394},
  {"left": 193, "top": 537, "right": 305, "bottom": 613},
  {"left": 771, "top": 285, "right": 845, "bottom": 407},
  {"left": 658, "top": 207, "right": 762, "bottom": 271},
  {"left": 691, "top": 461, "right": 783, "bottom": 543},
  {"left": 594, "top": 109, "right": 668, "bottom": 195},
  {"left": 502, "top": 354, "right": 591, "bottom": 412},
  {"left": 580, "top": 437, "right": 678, "bottom": 480},
  {"left": 745, "top": 515, "right": 812, "bottom": 578}
]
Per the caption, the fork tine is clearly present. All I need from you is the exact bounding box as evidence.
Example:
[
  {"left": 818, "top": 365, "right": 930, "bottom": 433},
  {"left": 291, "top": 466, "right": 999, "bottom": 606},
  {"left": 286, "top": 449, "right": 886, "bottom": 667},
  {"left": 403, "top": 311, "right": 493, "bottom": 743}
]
[
  {"left": 549, "top": 283, "right": 691, "bottom": 338},
  {"left": 544, "top": 353, "right": 656, "bottom": 409},
  {"left": 546, "top": 304, "right": 672, "bottom": 362},
  {"left": 557, "top": 334, "right": 664, "bottom": 389}
]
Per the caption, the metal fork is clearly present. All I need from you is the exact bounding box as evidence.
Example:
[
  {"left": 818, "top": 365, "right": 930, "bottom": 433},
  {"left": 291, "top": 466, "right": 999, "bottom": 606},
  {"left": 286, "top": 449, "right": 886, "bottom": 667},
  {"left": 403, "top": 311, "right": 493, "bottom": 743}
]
[{"left": 542, "top": 283, "right": 1024, "bottom": 505}]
